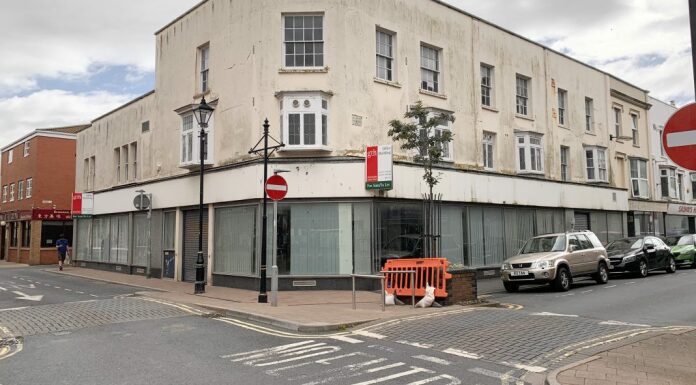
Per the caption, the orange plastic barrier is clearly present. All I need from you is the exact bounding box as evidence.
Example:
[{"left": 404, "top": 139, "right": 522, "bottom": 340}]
[{"left": 383, "top": 258, "right": 452, "bottom": 298}]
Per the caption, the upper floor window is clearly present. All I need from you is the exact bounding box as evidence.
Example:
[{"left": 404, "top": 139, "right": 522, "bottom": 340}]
[
  {"left": 26, "top": 178, "right": 32, "bottom": 198},
  {"left": 375, "top": 29, "right": 394, "bottom": 82},
  {"left": 691, "top": 173, "right": 696, "bottom": 201},
  {"left": 87, "top": 156, "right": 95, "bottom": 191},
  {"left": 516, "top": 133, "right": 543, "bottom": 173},
  {"left": 420, "top": 44, "right": 440, "bottom": 93},
  {"left": 122, "top": 145, "right": 129, "bottom": 182},
  {"left": 179, "top": 111, "right": 213, "bottom": 167},
  {"left": 130, "top": 142, "right": 138, "bottom": 180},
  {"left": 9, "top": 183, "right": 15, "bottom": 201},
  {"left": 283, "top": 15, "right": 324, "bottom": 68},
  {"left": 114, "top": 148, "right": 121, "bottom": 184},
  {"left": 8, "top": 149, "right": 13, "bottom": 164},
  {"left": 613, "top": 107, "right": 622, "bottom": 138},
  {"left": 516, "top": 75, "right": 530, "bottom": 116},
  {"left": 557, "top": 89, "right": 567, "bottom": 126},
  {"left": 482, "top": 132, "right": 494, "bottom": 170},
  {"left": 560, "top": 146, "right": 570, "bottom": 181},
  {"left": 585, "top": 146, "right": 608, "bottom": 182},
  {"left": 631, "top": 113, "right": 639, "bottom": 146},
  {"left": 655, "top": 125, "right": 665, "bottom": 156},
  {"left": 2, "top": 186, "right": 6, "bottom": 202},
  {"left": 416, "top": 113, "right": 453, "bottom": 162},
  {"left": 280, "top": 93, "right": 329, "bottom": 149},
  {"left": 18, "top": 180, "right": 24, "bottom": 200},
  {"left": 141, "top": 120, "right": 150, "bottom": 133},
  {"left": 585, "top": 98, "right": 594, "bottom": 132},
  {"left": 23, "top": 141, "right": 30, "bottom": 157},
  {"left": 199, "top": 44, "right": 210, "bottom": 93},
  {"left": 481, "top": 64, "right": 494, "bottom": 107},
  {"left": 629, "top": 158, "right": 649, "bottom": 198}
]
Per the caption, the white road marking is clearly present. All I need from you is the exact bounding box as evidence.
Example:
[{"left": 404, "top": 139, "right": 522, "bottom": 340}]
[
  {"left": 500, "top": 362, "right": 547, "bottom": 373},
  {"left": 0, "top": 307, "right": 28, "bottom": 312},
  {"left": 625, "top": 282, "right": 636, "bottom": 285},
  {"left": 442, "top": 348, "right": 481, "bottom": 359},
  {"left": 53, "top": 286, "right": 61, "bottom": 289},
  {"left": 0, "top": 287, "right": 6, "bottom": 291},
  {"left": 367, "top": 345, "right": 394, "bottom": 353},
  {"left": 222, "top": 341, "right": 315, "bottom": 359},
  {"left": 24, "top": 284, "right": 36, "bottom": 289},
  {"left": 581, "top": 290, "right": 593, "bottom": 294},
  {"left": 405, "top": 375, "right": 461, "bottom": 385},
  {"left": 559, "top": 293, "right": 575, "bottom": 297},
  {"left": 353, "top": 330, "right": 387, "bottom": 340},
  {"left": 76, "top": 291, "right": 84, "bottom": 294},
  {"left": 365, "top": 362, "right": 405, "bottom": 373},
  {"left": 603, "top": 285, "right": 617, "bottom": 289},
  {"left": 468, "top": 367, "right": 519, "bottom": 381},
  {"left": 396, "top": 340, "right": 434, "bottom": 349},
  {"left": 64, "top": 288, "right": 72, "bottom": 292},
  {"left": 330, "top": 335, "right": 363, "bottom": 344},
  {"left": 666, "top": 130, "right": 696, "bottom": 147},
  {"left": 531, "top": 312, "right": 578, "bottom": 318},
  {"left": 353, "top": 366, "right": 434, "bottom": 385},
  {"left": 412, "top": 355, "right": 451, "bottom": 366},
  {"left": 12, "top": 291, "right": 43, "bottom": 301},
  {"left": 599, "top": 320, "right": 651, "bottom": 327},
  {"left": 89, "top": 294, "right": 98, "bottom": 297}
]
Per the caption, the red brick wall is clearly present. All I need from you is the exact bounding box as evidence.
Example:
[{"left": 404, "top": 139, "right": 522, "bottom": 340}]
[{"left": 0, "top": 138, "right": 37, "bottom": 211}]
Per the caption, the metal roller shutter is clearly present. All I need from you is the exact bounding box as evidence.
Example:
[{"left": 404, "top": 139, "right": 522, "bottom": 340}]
[
  {"left": 183, "top": 209, "right": 208, "bottom": 282},
  {"left": 574, "top": 212, "right": 590, "bottom": 231}
]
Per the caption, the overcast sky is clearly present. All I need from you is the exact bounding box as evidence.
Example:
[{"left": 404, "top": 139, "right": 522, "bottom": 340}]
[{"left": 0, "top": 0, "right": 692, "bottom": 145}]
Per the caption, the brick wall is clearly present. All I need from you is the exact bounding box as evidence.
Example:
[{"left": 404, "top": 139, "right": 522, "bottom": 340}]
[{"left": 446, "top": 269, "right": 478, "bottom": 304}]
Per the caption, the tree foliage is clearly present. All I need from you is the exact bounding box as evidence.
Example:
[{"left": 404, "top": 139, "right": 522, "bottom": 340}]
[{"left": 387, "top": 101, "right": 455, "bottom": 194}]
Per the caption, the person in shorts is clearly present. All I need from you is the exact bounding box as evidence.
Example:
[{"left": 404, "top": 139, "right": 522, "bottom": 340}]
[{"left": 56, "top": 234, "right": 69, "bottom": 271}]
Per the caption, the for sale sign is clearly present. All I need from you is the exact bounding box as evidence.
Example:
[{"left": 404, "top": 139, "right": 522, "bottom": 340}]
[
  {"left": 71, "top": 192, "right": 94, "bottom": 218},
  {"left": 365, "top": 145, "right": 393, "bottom": 190}
]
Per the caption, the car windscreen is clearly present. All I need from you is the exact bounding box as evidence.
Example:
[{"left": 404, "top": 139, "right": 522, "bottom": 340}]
[
  {"left": 521, "top": 235, "right": 566, "bottom": 254},
  {"left": 677, "top": 235, "right": 695, "bottom": 246},
  {"left": 606, "top": 238, "right": 642, "bottom": 251}
]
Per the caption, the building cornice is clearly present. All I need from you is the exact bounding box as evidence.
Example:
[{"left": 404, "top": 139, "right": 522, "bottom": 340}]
[
  {"left": 1, "top": 130, "right": 79, "bottom": 153},
  {"left": 610, "top": 89, "right": 652, "bottom": 110}
]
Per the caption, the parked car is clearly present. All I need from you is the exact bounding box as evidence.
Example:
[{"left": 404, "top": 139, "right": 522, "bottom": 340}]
[
  {"left": 500, "top": 231, "right": 610, "bottom": 292},
  {"left": 606, "top": 236, "right": 676, "bottom": 277},
  {"left": 380, "top": 234, "right": 423, "bottom": 267},
  {"left": 662, "top": 234, "right": 696, "bottom": 268}
]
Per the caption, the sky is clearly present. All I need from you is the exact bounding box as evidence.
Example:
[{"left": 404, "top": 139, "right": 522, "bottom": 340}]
[{"left": 0, "top": 0, "right": 693, "bottom": 146}]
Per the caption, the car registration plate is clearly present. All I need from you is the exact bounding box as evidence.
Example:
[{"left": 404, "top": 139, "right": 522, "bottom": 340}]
[{"left": 510, "top": 270, "right": 529, "bottom": 276}]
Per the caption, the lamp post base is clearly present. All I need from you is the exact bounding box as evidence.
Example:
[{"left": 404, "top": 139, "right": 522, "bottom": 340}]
[
  {"left": 258, "top": 293, "right": 268, "bottom": 303},
  {"left": 194, "top": 257, "right": 206, "bottom": 294}
]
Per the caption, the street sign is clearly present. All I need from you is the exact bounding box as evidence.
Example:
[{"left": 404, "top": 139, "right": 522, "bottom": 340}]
[
  {"left": 663, "top": 103, "right": 696, "bottom": 171},
  {"left": 265, "top": 175, "right": 288, "bottom": 201},
  {"left": 365, "top": 145, "right": 393, "bottom": 190},
  {"left": 133, "top": 193, "right": 151, "bottom": 210}
]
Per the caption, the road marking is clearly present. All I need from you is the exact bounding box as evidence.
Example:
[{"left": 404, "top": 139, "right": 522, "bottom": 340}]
[
  {"left": 353, "top": 330, "right": 387, "bottom": 340},
  {"left": 396, "top": 340, "right": 434, "bottom": 349},
  {"left": 53, "top": 286, "right": 61, "bottom": 289},
  {"left": 468, "top": 367, "right": 520, "bottom": 381},
  {"left": 603, "top": 285, "right": 617, "bottom": 289},
  {"left": 0, "top": 287, "right": 6, "bottom": 291},
  {"left": 222, "top": 341, "right": 316, "bottom": 359},
  {"left": 500, "top": 362, "right": 547, "bottom": 373},
  {"left": 365, "top": 362, "right": 405, "bottom": 373},
  {"left": 599, "top": 320, "right": 651, "bottom": 327},
  {"left": 581, "top": 290, "right": 593, "bottom": 294},
  {"left": 330, "top": 335, "right": 363, "bottom": 344},
  {"left": 442, "top": 348, "right": 481, "bottom": 359},
  {"left": 405, "top": 375, "right": 461, "bottom": 385},
  {"left": 89, "top": 294, "right": 98, "bottom": 297},
  {"left": 666, "top": 130, "right": 696, "bottom": 147},
  {"left": 64, "top": 288, "right": 72, "bottom": 292},
  {"left": 76, "top": 291, "right": 84, "bottom": 294},
  {"left": 413, "top": 355, "right": 451, "bottom": 366},
  {"left": 625, "top": 282, "right": 636, "bottom": 285},
  {"left": 12, "top": 291, "right": 43, "bottom": 301},
  {"left": 353, "top": 366, "right": 433, "bottom": 385},
  {"left": 367, "top": 345, "right": 394, "bottom": 353},
  {"left": 531, "top": 312, "right": 578, "bottom": 318},
  {"left": 0, "top": 307, "right": 28, "bottom": 312}
]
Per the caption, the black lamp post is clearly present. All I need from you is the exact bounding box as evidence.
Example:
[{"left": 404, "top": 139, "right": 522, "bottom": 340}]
[{"left": 192, "top": 97, "right": 214, "bottom": 294}]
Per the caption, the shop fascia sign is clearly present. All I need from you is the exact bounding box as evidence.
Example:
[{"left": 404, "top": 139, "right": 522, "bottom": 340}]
[
  {"left": 365, "top": 145, "right": 393, "bottom": 190},
  {"left": 71, "top": 192, "right": 94, "bottom": 218},
  {"left": 667, "top": 203, "right": 696, "bottom": 215}
]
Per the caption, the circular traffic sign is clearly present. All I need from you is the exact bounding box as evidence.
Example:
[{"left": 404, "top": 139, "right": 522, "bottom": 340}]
[
  {"left": 265, "top": 175, "right": 288, "bottom": 201},
  {"left": 663, "top": 103, "right": 696, "bottom": 171}
]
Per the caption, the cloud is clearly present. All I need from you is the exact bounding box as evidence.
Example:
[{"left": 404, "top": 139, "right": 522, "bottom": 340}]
[{"left": 0, "top": 90, "right": 135, "bottom": 144}]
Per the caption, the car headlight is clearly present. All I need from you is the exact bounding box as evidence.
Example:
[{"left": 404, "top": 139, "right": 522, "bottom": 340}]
[
  {"left": 623, "top": 255, "right": 636, "bottom": 263},
  {"left": 532, "top": 260, "right": 552, "bottom": 269},
  {"left": 501, "top": 263, "right": 511, "bottom": 270}
]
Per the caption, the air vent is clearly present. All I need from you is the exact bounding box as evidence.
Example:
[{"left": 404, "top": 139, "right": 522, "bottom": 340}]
[{"left": 292, "top": 280, "right": 317, "bottom": 287}]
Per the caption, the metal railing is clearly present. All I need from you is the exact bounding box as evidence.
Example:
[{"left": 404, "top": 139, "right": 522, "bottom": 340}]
[{"left": 351, "top": 270, "right": 416, "bottom": 311}]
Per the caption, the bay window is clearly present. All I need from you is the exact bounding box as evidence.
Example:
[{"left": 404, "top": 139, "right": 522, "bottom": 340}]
[
  {"left": 280, "top": 93, "right": 329, "bottom": 149},
  {"left": 516, "top": 133, "right": 543, "bottom": 173},
  {"left": 660, "top": 168, "right": 683, "bottom": 200},
  {"left": 179, "top": 109, "right": 214, "bottom": 167},
  {"left": 629, "top": 158, "right": 649, "bottom": 198},
  {"left": 585, "top": 146, "right": 608, "bottom": 182}
]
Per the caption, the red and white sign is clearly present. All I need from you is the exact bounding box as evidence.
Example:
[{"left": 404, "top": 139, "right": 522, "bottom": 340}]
[
  {"left": 667, "top": 203, "right": 696, "bottom": 216},
  {"left": 71, "top": 192, "right": 94, "bottom": 216},
  {"left": 33, "top": 209, "right": 72, "bottom": 221},
  {"left": 663, "top": 103, "right": 696, "bottom": 171},
  {"left": 365, "top": 145, "right": 393, "bottom": 190},
  {"left": 265, "top": 175, "right": 288, "bottom": 201}
]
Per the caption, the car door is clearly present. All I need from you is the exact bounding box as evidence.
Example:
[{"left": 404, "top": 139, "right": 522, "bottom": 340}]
[
  {"left": 643, "top": 237, "right": 659, "bottom": 269},
  {"left": 652, "top": 237, "right": 671, "bottom": 267},
  {"left": 566, "top": 235, "right": 586, "bottom": 275},
  {"left": 577, "top": 234, "right": 597, "bottom": 273}
]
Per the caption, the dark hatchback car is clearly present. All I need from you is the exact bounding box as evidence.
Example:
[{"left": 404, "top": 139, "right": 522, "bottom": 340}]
[{"left": 606, "top": 236, "right": 676, "bottom": 277}]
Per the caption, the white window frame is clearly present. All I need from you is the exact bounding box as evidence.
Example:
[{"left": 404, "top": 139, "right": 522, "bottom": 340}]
[
  {"left": 8, "top": 149, "right": 13, "bottom": 164},
  {"left": 691, "top": 173, "right": 696, "bottom": 201},
  {"left": 677, "top": 172, "right": 684, "bottom": 201},
  {"left": 179, "top": 112, "right": 214, "bottom": 166},
  {"left": 480, "top": 64, "right": 494, "bottom": 107},
  {"left": 199, "top": 44, "right": 210, "bottom": 93},
  {"left": 585, "top": 146, "right": 608, "bottom": 182},
  {"left": 122, "top": 145, "right": 129, "bottom": 182},
  {"left": 420, "top": 44, "right": 441, "bottom": 93},
  {"left": 629, "top": 158, "right": 649, "bottom": 198},
  {"left": 89, "top": 156, "right": 95, "bottom": 191},
  {"left": 114, "top": 147, "right": 121, "bottom": 184},
  {"left": 23, "top": 141, "right": 30, "bottom": 157},
  {"left": 560, "top": 146, "right": 570, "bottom": 181},
  {"left": 26, "top": 178, "right": 32, "bottom": 198},
  {"left": 516, "top": 75, "right": 530, "bottom": 116},
  {"left": 660, "top": 168, "right": 679, "bottom": 199},
  {"left": 375, "top": 29, "right": 395, "bottom": 82},
  {"left": 558, "top": 89, "right": 567, "bottom": 126},
  {"left": 415, "top": 110, "right": 453, "bottom": 162},
  {"left": 613, "top": 107, "right": 622, "bottom": 138},
  {"left": 631, "top": 113, "right": 639, "bottom": 146},
  {"left": 516, "top": 133, "right": 544, "bottom": 174},
  {"left": 18, "top": 180, "right": 24, "bottom": 200},
  {"left": 2, "top": 186, "right": 7, "bottom": 202},
  {"left": 130, "top": 142, "right": 138, "bottom": 180},
  {"left": 280, "top": 93, "right": 329, "bottom": 150},
  {"left": 9, "top": 183, "right": 14, "bottom": 201},
  {"left": 283, "top": 14, "right": 324, "bottom": 68},
  {"left": 585, "top": 97, "right": 593, "bottom": 132},
  {"left": 482, "top": 132, "right": 494, "bottom": 170}
]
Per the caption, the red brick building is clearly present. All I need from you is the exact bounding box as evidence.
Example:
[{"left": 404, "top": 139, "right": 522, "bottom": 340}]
[{"left": 0, "top": 125, "right": 89, "bottom": 264}]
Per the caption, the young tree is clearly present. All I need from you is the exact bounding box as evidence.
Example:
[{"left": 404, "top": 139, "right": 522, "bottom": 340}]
[{"left": 388, "top": 101, "right": 455, "bottom": 258}]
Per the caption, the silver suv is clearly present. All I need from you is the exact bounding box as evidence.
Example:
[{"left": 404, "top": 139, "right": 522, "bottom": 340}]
[{"left": 500, "top": 231, "right": 610, "bottom": 292}]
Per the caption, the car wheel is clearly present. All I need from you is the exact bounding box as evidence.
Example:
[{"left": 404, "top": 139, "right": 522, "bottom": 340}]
[
  {"left": 637, "top": 259, "right": 648, "bottom": 278},
  {"left": 666, "top": 256, "right": 677, "bottom": 274},
  {"left": 554, "top": 267, "right": 571, "bottom": 292},
  {"left": 503, "top": 282, "right": 519, "bottom": 293},
  {"left": 593, "top": 263, "right": 609, "bottom": 284}
]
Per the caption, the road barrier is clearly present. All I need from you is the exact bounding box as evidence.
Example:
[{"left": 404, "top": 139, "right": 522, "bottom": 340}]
[{"left": 383, "top": 258, "right": 452, "bottom": 298}]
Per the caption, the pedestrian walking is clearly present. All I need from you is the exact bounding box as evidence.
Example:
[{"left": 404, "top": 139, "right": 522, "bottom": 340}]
[{"left": 56, "top": 234, "right": 69, "bottom": 271}]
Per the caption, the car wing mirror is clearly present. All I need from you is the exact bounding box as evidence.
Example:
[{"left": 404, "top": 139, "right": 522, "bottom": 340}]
[{"left": 645, "top": 244, "right": 656, "bottom": 253}]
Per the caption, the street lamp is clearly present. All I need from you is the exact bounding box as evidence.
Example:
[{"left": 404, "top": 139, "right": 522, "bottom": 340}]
[{"left": 192, "top": 97, "right": 214, "bottom": 294}]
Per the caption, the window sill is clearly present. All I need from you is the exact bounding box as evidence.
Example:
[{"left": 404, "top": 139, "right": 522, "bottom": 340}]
[
  {"left": 586, "top": 180, "right": 610, "bottom": 185},
  {"left": 279, "top": 67, "right": 329, "bottom": 74},
  {"left": 179, "top": 160, "right": 214, "bottom": 170},
  {"left": 515, "top": 114, "right": 534, "bottom": 122},
  {"left": 633, "top": 144, "right": 641, "bottom": 148},
  {"left": 279, "top": 145, "right": 332, "bottom": 153},
  {"left": 584, "top": 131, "right": 596, "bottom": 136},
  {"left": 193, "top": 90, "right": 211, "bottom": 99},
  {"left": 419, "top": 89, "right": 447, "bottom": 99},
  {"left": 481, "top": 105, "right": 498, "bottom": 113},
  {"left": 373, "top": 77, "right": 402, "bottom": 88},
  {"left": 517, "top": 170, "right": 545, "bottom": 176},
  {"left": 559, "top": 124, "right": 570, "bottom": 130}
]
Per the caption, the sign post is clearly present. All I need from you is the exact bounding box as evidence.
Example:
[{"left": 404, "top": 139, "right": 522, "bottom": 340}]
[
  {"left": 265, "top": 174, "right": 288, "bottom": 307},
  {"left": 365, "top": 145, "right": 393, "bottom": 190},
  {"left": 662, "top": 103, "right": 696, "bottom": 171}
]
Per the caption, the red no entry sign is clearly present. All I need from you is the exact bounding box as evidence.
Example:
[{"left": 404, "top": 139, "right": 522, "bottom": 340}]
[
  {"left": 265, "top": 175, "right": 288, "bottom": 201},
  {"left": 663, "top": 103, "right": 696, "bottom": 171}
]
